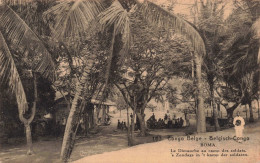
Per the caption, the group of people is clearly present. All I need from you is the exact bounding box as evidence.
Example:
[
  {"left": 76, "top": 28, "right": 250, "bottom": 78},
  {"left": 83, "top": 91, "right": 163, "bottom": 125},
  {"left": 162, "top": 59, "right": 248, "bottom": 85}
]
[
  {"left": 117, "top": 120, "right": 128, "bottom": 131},
  {"left": 164, "top": 112, "right": 185, "bottom": 128},
  {"left": 146, "top": 113, "right": 165, "bottom": 129},
  {"left": 147, "top": 112, "right": 186, "bottom": 129}
]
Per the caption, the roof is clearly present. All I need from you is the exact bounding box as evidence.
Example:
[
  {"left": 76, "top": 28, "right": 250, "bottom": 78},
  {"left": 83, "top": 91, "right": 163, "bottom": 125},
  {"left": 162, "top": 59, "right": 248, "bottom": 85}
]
[{"left": 54, "top": 95, "right": 116, "bottom": 106}]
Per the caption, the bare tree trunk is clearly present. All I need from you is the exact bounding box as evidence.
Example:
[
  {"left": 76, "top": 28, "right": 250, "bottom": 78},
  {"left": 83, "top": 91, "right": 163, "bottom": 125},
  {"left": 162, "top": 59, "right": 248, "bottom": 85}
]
[
  {"left": 249, "top": 101, "right": 254, "bottom": 122},
  {"left": 257, "top": 99, "right": 259, "bottom": 119},
  {"left": 245, "top": 105, "right": 248, "bottom": 121},
  {"left": 225, "top": 103, "right": 240, "bottom": 124},
  {"left": 136, "top": 113, "right": 146, "bottom": 136},
  {"left": 130, "top": 112, "right": 135, "bottom": 145},
  {"left": 60, "top": 58, "right": 94, "bottom": 162},
  {"left": 226, "top": 109, "right": 234, "bottom": 124},
  {"left": 194, "top": 54, "right": 206, "bottom": 133},
  {"left": 130, "top": 97, "right": 137, "bottom": 145},
  {"left": 126, "top": 107, "right": 131, "bottom": 146}
]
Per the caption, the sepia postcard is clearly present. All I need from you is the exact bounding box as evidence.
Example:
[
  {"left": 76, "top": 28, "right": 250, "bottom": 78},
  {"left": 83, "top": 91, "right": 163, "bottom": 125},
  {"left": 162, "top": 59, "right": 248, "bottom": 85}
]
[{"left": 0, "top": 0, "right": 259, "bottom": 163}]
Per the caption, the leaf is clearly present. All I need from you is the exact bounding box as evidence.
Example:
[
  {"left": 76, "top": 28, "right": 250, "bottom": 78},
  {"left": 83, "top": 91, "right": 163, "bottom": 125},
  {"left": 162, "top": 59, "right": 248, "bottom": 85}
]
[
  {"left": 0, "top": 31, "right": 28, "bottom": 113},
  {"left": 98, "top": 0, "right": 131, "bottom": 57},
  {"left": 0, "top": 5, "right": 56, "bottom": 82},
  {"left": 43, "top": 0, "right": 103, "bottom": 41},
  {"left": 139, "top": 1, "right": 206, "bottom": 57}
]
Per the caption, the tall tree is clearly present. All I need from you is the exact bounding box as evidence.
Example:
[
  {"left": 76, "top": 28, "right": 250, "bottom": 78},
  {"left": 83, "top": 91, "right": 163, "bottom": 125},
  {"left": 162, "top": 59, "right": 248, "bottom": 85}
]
[
  {"left": 44, "top": 1, "right": 104, "bottom": 161},
  {"left": 99, "top": 0, "right": 206, "bottom": 133},
  {"left": 220, "top": 0, "right": 259, "bottom": 122},
  {"left": 195, "top": 0, "right": 226, "bottom": 131},
  {"left": 115, "top": 19, "right": 191, "bottom": 136},
  {"left": 0, "top": 2, "right": 56, "bottom": 154},
  {"left": 44, "top": 0, "right": 207, "bottom": 161}
]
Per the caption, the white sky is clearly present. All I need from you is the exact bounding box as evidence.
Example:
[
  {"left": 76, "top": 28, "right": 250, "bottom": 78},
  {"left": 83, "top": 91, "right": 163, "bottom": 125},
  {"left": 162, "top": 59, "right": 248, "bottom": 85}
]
[{"left": 152, "top": 0, "right": 234, "bottom": 21}]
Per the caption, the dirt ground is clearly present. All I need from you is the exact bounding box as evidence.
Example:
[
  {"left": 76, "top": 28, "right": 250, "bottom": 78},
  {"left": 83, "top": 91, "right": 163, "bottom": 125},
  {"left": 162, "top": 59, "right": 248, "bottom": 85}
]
[
  {"left": 75, "top": 120, "right": 260, "bottom": 163},
  {"left": 0, "top": 110, "right": 259, "bottom": 163}
]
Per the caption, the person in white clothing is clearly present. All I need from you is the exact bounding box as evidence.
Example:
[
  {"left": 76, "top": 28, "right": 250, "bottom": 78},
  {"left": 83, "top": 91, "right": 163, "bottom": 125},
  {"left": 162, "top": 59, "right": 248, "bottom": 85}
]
[{"left": 233, "top": 112, "right": 245, "bottom": 143}]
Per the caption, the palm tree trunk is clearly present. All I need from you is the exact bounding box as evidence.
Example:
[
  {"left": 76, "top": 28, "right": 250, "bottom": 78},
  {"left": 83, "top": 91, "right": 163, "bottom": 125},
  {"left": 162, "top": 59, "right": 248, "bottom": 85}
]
[
  {"left": 18, "top": 73, "right": 37, "bottom": 155},
  {"left": 209, "top": 83, "right": 220, "bottom": 131},
  {"left": 60, "top": 58, "right": 94, "bottom": 162},
  {"left": 0, "top": 95, "right": 7, "bottom": 145},
  {"left": 25, "top": 124, "right": 33, "bottom": 154},
  {"left": 194, "top": 54, "right": 206, "bottom": 133}
]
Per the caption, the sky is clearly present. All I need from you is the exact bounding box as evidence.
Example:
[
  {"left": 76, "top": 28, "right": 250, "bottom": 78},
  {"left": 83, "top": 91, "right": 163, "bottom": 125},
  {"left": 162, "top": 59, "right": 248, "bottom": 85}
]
[{"left": 151, "top": 0, "right": 235, "bottom": 21}]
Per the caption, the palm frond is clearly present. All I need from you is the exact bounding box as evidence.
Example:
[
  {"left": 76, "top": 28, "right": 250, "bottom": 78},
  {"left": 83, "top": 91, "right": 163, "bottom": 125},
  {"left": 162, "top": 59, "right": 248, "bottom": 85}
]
[
  {"left": 139, "top": 1, "right": 206, "bottom": 57},
  {"left": 1, "top": 0, "right": 33, "bottom": 6},
  {"left": 98, "top": 0, "right": 131, "bottom": 56},
  {"left": 43, "top": 0, "right": 103, "bottom": 41},
  {"left": 0, "top": 31, "right": 28, "bottom": 113},
  {"left": 253, "top": 18, "right": 260, "bottom": 39},
  {"left": 0, "top": 5, "right": 56, "bottom": 82},
  {"left": 252, "top": 18, "right": 260, "bottom": 64}
]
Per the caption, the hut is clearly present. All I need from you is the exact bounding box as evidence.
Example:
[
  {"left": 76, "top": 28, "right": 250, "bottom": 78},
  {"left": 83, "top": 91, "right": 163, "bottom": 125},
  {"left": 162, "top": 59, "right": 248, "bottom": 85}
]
[{"left": 53, "top": 95, "right": 116, "bottom": 130}]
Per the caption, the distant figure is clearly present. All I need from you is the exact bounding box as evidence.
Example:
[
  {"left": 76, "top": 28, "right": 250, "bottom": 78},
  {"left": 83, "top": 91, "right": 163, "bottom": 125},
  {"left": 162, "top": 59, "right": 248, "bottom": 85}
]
[
  {"left": 130, "top": 113, "right": 133, "bottom": 125},
  {"left": 176, "top": 118, "right": 180, "bottom": 128},
  {"left": 164, "top": 114, "right": 168, "bottom": 120},
  {"left": 123, "top": 122, "right": 127, "bottom": 130},
  {"left": 233, "top": 112, "right": 245, "bottom": 143},
  {"left": 164, "top": 114, "right": 168, "bottom": 125},
  {"left": 151, "top": 113, "right": 155, "bottom": 120},
  {"left": 121, "top": 121, "right": 124, "bottom": 130},
  {"left": 179, "top": 117, "right": 184, "bottom": 128},
  {"left": 166, "top": 110, "right": 171, "bottom": 120},
  {"left": 173, "top": 114, "right": 176, "bottom": 120},
  {"left": 117, "top": 120, "right": 121, "bottom": 129}
]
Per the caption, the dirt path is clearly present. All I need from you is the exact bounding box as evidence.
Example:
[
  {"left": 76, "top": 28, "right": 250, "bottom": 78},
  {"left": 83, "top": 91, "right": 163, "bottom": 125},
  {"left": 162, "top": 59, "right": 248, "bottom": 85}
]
[
  {"left": 0, "top": 120, "right": 188, "bottom": 163},
  {"left": 1, "top": 117, "right": 258, "bottom": 163},
  {"left": 74, "top": 121, "right": 260, "bottom": 163}
]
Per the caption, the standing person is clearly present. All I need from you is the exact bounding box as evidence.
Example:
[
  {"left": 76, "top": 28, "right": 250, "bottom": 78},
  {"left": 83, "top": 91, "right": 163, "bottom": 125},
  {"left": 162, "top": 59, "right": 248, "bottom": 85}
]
[
  {"left": 164, "top": 114, "right": 168, "bottom": 127},
  {"left": 184, "top": 110, "right": 189, "bottom": 127},
  {"left": 179, "top": 117, "right": 184, "bottom": 128},
  {"left": 164, "top": 114, "right": 168, "bottom": 121},
  {"left": 117, "top": 119, "right": 121, "bottom": 129},
  {"left": 166, "top": 110, "right": 171, "bottom": 128},
  {"left": 233, "top": 112, "right": 245, "bottom": 143}
]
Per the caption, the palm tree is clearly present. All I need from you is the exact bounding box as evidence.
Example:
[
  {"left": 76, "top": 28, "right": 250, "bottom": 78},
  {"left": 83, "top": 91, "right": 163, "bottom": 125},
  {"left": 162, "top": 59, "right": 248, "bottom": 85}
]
[
  {"left": 253, "top": 18, "right": 260, "bottom": 101},
  {"left": 43, "top": 1, "right": 104, "bottom": 161},
  {"left": 195, "top": 0, "right": 224, "bottom": 131},
  {"left": 220, "top": 1, "right": 260, "bottom": 123},
  {"left": 0, "top": 2, "right": 56, "bottom": 154},
  {"left": 45, "top": 0, "right": 207, "bottom": 161}
]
